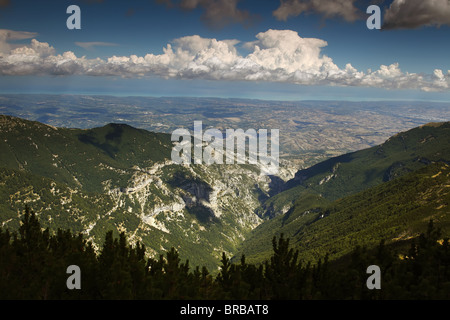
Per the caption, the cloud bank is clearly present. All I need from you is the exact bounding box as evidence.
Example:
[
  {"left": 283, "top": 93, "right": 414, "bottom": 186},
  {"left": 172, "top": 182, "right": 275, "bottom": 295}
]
[
  {"left": 0, "top": 28, "right": 448, "bottom": 92},
  {"left": 157, "top": 0, "right": 254, "bottom": 28},
  {"left": 272, "top": 0, "right": 450, "bottom": 30},
  {"left": 273, "top": 0, "right": 361, "bottom": 22},
  {"left": 383, "top": 0, "right": 450, "bottom": 29}
]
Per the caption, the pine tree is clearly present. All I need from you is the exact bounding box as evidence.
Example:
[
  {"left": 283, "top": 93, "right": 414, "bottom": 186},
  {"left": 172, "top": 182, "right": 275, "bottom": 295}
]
[
  {"left": 264, "top": 234, "right": 300, "bottom": 299},
  {"left": 216, "top": 252, "right": 232, "bottom": 298}
]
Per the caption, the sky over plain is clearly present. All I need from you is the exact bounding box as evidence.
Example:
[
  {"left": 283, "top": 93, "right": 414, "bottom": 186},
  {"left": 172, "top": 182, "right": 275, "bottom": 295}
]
[{"left": 0, "top": 0, "right": 449, "bottom": 101}]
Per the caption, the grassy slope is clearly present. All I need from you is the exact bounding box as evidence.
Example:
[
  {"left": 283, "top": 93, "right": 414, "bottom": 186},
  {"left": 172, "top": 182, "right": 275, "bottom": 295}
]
[
  {"left": 237, "top": 122, "right": 450, "bottom": 264},
  {"left": 260, "top": 122, "right": 450, "bottom": 218},
  {"left": 0, "top": 115, "right": 172, "bottom": 192},
  {"left": 236, "top": 162, "right": 450, "bottom": 265}
]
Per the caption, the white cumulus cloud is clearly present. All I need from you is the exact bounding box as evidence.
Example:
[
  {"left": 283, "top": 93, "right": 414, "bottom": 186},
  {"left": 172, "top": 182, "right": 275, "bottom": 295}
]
[
  {"left": 0, "top": 29, "right": 38, "bottom": 54},
  {"left": 0, "top": 28, "right": 448, "bottom": 92}
]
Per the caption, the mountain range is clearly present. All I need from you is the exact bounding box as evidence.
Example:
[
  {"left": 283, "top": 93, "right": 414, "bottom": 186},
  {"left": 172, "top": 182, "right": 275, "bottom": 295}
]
[
  {"left": 1, "top": 114, "right": 449, "bottom": 271},
  {"left": 0, "top": 114, "right": 290, "bottom": 270}
]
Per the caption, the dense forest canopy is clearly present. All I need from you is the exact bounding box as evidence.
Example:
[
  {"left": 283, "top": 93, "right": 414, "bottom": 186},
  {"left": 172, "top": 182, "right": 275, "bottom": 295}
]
[{"left": 1, "top": 206, "right": 449, "bottom": 300}]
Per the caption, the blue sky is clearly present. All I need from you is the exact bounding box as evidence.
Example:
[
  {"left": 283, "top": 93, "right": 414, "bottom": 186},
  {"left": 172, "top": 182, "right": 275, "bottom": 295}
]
[{"left": 0, "top": 0, "right": 449, "bottom": 101}]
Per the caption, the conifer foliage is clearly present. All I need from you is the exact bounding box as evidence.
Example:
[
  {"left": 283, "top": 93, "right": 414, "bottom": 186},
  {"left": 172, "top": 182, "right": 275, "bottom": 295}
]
[{"left": 0, "top": 207, "right": 449, "bottom": 300}]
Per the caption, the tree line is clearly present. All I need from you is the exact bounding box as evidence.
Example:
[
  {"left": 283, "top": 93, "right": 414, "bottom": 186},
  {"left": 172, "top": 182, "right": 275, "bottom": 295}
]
[{"left": 0, "top": 206, "right": 449, "bottom": 300}]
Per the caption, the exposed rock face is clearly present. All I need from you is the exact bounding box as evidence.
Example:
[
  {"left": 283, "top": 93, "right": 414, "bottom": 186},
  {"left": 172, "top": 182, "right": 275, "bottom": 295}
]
[{"left": 0, "top": 114, "right": 298, "bottom": 270}]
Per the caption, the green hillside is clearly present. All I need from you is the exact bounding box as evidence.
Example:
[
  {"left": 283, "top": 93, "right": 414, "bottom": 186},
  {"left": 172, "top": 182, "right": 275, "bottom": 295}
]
[
  {"left": 236, "top": 161, "right": 450, "bottom": 265},
  {"left": 240, "top": 122, "right": 450, "bottom": 265},
  {"left": 3, "top": 114, "right": 450, "bottom": 272},
  {"left": 0, "top": 115, "right": 172, "bottom": 193},
  {"left": 260, "top": 122, "right": 450, "bottom": 218},
  {"left": 0, "top": 115, "right": 269, "bottom": 271}
]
